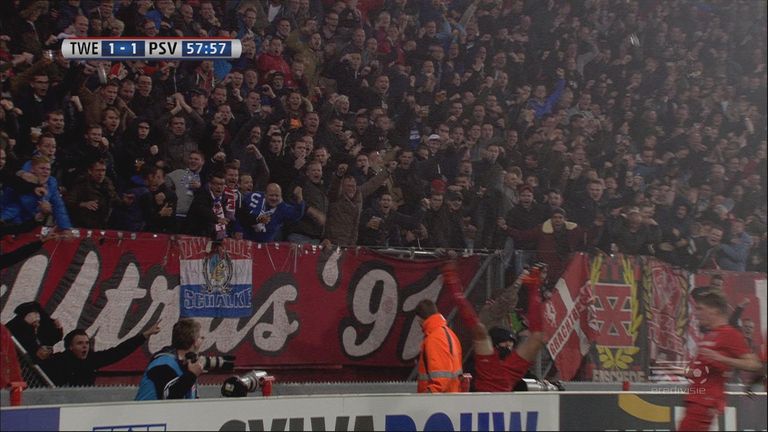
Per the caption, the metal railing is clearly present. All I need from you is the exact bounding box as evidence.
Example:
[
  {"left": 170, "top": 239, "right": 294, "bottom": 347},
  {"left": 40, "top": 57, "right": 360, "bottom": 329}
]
[{"left": 10, "top": 336, "right": 56, "bottom": 388}]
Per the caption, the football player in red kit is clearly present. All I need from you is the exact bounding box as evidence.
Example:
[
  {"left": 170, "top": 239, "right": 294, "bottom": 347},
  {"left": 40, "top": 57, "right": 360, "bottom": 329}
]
[
  {"left": 443, "top": 262, "right": 547, "bottom": 392},
  {"left": 679, "top": 291, "right": 762, "bottom": 431}
]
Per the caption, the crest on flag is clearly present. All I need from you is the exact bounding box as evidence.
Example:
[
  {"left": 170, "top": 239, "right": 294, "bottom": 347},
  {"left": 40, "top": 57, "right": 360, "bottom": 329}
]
[{"left": 203, "top": 250, "right": 234, "bottom": 294}]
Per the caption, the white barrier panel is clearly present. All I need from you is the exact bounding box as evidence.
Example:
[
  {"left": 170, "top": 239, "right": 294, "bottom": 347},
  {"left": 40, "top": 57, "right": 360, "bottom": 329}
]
[{"left": 56, "top": 393, "right": 557, "bottom": 431}]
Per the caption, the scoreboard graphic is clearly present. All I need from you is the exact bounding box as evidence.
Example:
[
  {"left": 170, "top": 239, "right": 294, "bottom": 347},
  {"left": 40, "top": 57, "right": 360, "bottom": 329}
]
[{"left": 61, "top": 38, "right": 242, "bottom": 60}]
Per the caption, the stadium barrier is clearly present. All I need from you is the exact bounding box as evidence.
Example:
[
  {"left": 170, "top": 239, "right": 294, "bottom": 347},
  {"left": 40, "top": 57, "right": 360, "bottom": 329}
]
[
  {"left": 1, "top": 391, "right": 765, "bottom": 431},
  {"left": 1, "top": 230, "right": 765, "bottom": 386}
]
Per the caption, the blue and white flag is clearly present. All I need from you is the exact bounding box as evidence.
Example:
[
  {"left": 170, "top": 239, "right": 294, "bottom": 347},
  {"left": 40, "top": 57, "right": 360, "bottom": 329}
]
[{"left": 180, "top": 245, "right": 253, "bottom": 318}]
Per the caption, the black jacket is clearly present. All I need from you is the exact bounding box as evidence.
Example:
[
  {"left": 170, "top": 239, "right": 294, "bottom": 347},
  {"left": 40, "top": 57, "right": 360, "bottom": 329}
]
[
  {"left": 42, "top": 333, "right": 147, "bottom": 386},
  {"left": 185, "top": 189, "right": 232, "bottom": 238}
]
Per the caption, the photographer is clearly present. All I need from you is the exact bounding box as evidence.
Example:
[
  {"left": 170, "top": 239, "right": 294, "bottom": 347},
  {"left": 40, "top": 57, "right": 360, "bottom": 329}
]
[{"left": 135, "top": 318, "right": 204, "bottom": 401}]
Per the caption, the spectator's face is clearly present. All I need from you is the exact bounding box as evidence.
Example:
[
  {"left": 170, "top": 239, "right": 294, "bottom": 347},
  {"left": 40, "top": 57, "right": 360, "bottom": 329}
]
[
  {"left": 551, "top": 214, "right": 565, "bottom": 230},
  {"left": 293, "top": 141, "right": 308, "bottom": 159},
  {"left": 269, "top": 38, "right": 283, "bottom": 55},
  {"left": 375, "top": 76, "right": 389, "bottom": 94},
  {"left": 209, "top": 176, "right": 226, "bottom": 196},
  {"left": 424, "top": 21, "right": 437, "bottom": 37},
  {"left": 448, "top": 197, "right": 462, "bottom": 212},
  {"left": 304, "top": 113, "right": 320, "bottom": 131},
  {"left": 137, "top": 76, "right": 151, "bottom": 95},
  {"left": 342, "top": 177, "right": 357, "bottom": 199},
  {"left": 277, "top": 20, "right": 291, "bottom": 36},
  {"left": 149, "top": 170, "right": 165, "bottom": 188},
  {"left": 355, "top": 154, "right": 369, "bottom": 170},
  {"left": 352, "top": 29, "right": 365, "bottom": 46},
  {"left": 459, "top": 161, "right": 472, "bottom": 176},
  {"left": 246, "top": 91, "right": 260, "bottom": 110},
  {"left": 201, "top": 3, "right": 215, "bottom": 19},
  {"left": 225, "top": 168, "right": 239, "bottom": 187},
  {"left": 485, "top": 145, "right": 500, "bottom": 161},
  {"left": 731, "top": 220, "right": 745, "bottom": 235},
  {"left": 171, "top": 118, "right": 186, "bottom": 136},
  {"left": 89, "top": 162, "right": 107, "bottom": 183},
  {"left": 23, "top": 311, "right": 41, "bottom": 330},
  {"left": 244, "top": 11, "right": 257, "bottom": 28},
  {"left": 0, "top": 149, "right": 5, "bottom": 170},
  {"left": 707, "top": 228, "right": 723, "bottom": 246},
  {"left": 143, "top": 21, "right": 158, "bottom": 36},
  {"left": 548, "top": 192, "right": 563, "bottom": 207},
  {"left": 269, "top": 135, "right": 283, "bottom": 153},
  {"left": 69, "top": 334, "right": 91, "bottom": 360},
  {"left": 37, "top": 137, "right": 56, "bottom": 158},
  {"left": 245, "top": 70, "right": 258, "bottom": 86},
  {"left": 46, "top": 113, "right": 65, "bottom": 133},
  {"left": 75, "top": 16, "right": 89, "bottom": 36},
  {"left": 481, "top": 124, "right": 494, "bottom": 139},
  {"left": 328, "top": 119, "right": 343, "bottom": 135},
  {"left": 325, "top": 13, "right": 339, "bottom": 29},
  {"left": 398, "top": 151, "right": 413, "bottom": 168},
  {"left": 307, "top": 162, "right": 322, "bottom": 183},
  {"left": 468, "top": 125, "right": 481, "bottom": 140},
  {"left": 119, "top": 82, "right": 135, "bottom": 101},
  {"left": 239, "top": 175, "right": 253, "bottom": 193},
  {"left": 313, "top": 148, "right": 329, "bottom": 164},
  {"left": 534, "top": 85, "right": 546, "bottom": 99},
  {"left": 379, "top": 194, "right": 392, "bottom": 211},
  {"left": 449, "top": 102, "right": 462, "bottom": 117},
  {"left": 31, "top": 75, "right": 50, "bottom": 97},
  {"left": 187, "top": 153, "right": 203, "bottom": 171},
  {"left": 588, "top": 183, "right": 604, "bottom": 201},
  {"left": 429, "top": 194, "right": 443, "bottom": 210},
  {"left": 101, "top": 84, "right": 118, "bottom": 104},
  {"left": 87, "top": 127, "right": 103, "bottom": 145},
  {"left": 266, "top": 184, "right": 282, "bottom": 207},
  {"left": 103, "top": 110, "right": 120, "bottom": 132},
  {"left": 135, "top": 122, "right": 149, "bottom": 140},
  {"left": 520, "top": 190, "right": 533, "bottom": 206},
  {"left": 450, "top": 127, "right": 464, "bottom": 143},
  {"left": 212, "top": 88, "right": 227, "bottom": 105}
]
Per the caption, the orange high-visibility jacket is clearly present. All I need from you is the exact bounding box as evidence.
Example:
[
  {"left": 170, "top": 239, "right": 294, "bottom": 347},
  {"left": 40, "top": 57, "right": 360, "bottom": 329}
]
[{"left": 417, "top": 313, "right": 463, "bottom": 393}]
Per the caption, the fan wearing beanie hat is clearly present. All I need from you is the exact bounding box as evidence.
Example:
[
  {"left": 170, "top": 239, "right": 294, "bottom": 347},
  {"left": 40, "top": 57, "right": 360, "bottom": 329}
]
[{"left": 4, "top": 301, "right": 63, "bottom": 363}]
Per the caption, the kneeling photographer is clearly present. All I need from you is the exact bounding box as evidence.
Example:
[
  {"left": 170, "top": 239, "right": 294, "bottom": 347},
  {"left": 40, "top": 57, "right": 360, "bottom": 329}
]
[{"left": 135, "top": 318, "right": 233, "bottom": 400}]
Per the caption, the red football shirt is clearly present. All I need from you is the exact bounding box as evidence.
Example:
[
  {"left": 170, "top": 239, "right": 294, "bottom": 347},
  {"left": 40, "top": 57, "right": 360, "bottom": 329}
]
[
  {"left": 474, "top": 350, "right": 532, "bottom": 392},
  {"left": 686, "top": 324, "right": 750, "bottom": 411}
]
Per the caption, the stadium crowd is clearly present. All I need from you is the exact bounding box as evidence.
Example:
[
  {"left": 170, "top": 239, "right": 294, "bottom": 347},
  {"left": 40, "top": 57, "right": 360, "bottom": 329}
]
[{"left": 0, "top": 0, "right": 766, "bottom": 276}]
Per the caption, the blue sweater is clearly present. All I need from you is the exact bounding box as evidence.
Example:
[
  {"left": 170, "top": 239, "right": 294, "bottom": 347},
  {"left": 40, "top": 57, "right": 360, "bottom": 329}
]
[
  {"left": 240, "top": 191, "right": 305, "bottom": 242},
  {"left": 1, "top": 176, "right": 72, "bottom": 230}
]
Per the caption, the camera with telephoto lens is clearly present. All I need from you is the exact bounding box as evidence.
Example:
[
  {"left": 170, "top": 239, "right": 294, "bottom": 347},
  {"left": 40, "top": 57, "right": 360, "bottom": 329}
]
[
  {"left": 185, "top": 352, "right": 235, "bottom": 371},
  {"left": 221, "top": 370, "right": 269, "bottom": 397}
]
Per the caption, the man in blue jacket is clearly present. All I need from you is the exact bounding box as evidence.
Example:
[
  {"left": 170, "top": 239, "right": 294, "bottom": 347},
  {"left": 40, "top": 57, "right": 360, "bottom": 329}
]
[
  {"left": 1, "top": 156, "right": 72, "bottom": 231},
  {"left": 239, "top": 183, "right": 305, "bottom": 242}
]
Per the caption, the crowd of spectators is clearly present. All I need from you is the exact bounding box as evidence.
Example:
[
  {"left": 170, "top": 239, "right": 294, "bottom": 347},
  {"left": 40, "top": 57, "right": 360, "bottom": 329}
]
[{"left": 0, "top": 0, "right": 765, "bottom": 275}]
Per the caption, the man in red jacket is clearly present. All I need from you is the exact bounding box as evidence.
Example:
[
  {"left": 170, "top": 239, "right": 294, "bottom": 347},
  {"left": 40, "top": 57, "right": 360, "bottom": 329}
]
[{"left": 257, "top": 38, "right": 291, "bottom": 83}]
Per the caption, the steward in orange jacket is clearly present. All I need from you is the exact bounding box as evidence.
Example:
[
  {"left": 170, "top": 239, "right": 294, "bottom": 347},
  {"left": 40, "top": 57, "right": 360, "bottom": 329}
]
[{"left": 416, "top": 299, "right": 463, "bottom": 393}]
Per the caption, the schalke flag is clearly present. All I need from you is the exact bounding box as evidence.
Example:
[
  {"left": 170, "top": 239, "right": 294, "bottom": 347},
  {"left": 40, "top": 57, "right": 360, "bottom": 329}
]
[{"left": 180, "top": 240, "right": 253, "bottom": 318}]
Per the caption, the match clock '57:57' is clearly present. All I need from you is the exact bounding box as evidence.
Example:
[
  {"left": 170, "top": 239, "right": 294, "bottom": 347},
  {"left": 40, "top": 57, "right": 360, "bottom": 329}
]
[{"left": 61, "top": 38, "right": 242, "bottom": 60}]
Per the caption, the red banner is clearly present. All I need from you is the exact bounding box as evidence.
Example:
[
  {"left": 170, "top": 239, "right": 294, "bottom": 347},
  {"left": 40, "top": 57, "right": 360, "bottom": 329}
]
[
  {"left": 544, "top": 253, "right": 598, "bottom": 381},
  {"left": 0, "top": 232, "right": 479, "bottom": 373}
]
